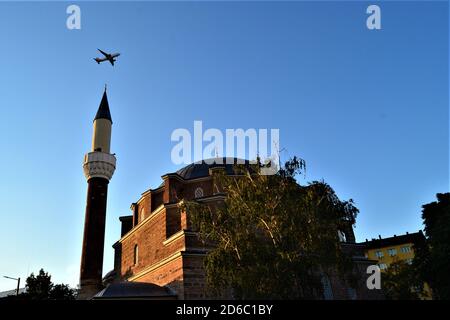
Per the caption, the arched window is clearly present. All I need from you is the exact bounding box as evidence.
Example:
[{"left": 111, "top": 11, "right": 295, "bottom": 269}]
[
  {"left": 194, "top": 187, "right": 204, "bottom": 198},
  {"left": 133, "top": 244, "right": 139, "bottom": 265},
  {"left": 338, "top": 230, "right": 346, "bottom": 242}
]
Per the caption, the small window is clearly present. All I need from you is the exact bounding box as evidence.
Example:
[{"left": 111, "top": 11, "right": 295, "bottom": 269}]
[
  {"left": 375, "top": 250, "right": 384, "bottom": 258},
  {"left": 338, "top": 230, "right": 346, "bottom": 242},
  {"left": 347, "top": 287, "right": 357, "bottom": 300},
  {"left": 400, "top": 246, "right": 411, "bottom": 253},
  {"left": 387, "top": 248, "right": 397, "bottom": 256},
  {"left": 194, "top": 187, "right": 204, "bottom": 198},
  {"left": 379, "top": 263, "right": 387, "bottom": 270},
  {"left": 321, "top": 274, "right": 334, "bottom": 300},
  {"left": 133, "top": 244, "right": 139, "bottom": 265},
  {"left": 405, "top": 258, "right": 413, "bottom": 265}
]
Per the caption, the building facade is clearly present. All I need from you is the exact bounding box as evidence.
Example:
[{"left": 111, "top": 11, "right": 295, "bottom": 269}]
[
  {"left": 112, "top": 161, "right": 233, "bottom": 299},
  {"left": 361, "top": 231, "right": 432, "bottom": 299}
]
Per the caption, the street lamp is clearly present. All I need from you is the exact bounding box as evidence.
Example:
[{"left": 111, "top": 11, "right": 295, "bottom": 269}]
[{"left": 3, "top": 276, "right": 20, "bottom": 296}]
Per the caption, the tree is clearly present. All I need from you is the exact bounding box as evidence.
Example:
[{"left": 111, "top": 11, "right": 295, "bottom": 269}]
[
  {"left": 382, "top": 261, "right": 423, "bottom": 300},
  {"left": 23, "top": 268, "right": 76, "bottom": 300},
  {"left": 25, "top": 269, "right": 53, "bottom": 300},
  {"left": 420, "top": 193, "right": 450, "bottom": 299},
  {"left": 49, "top": 284, "right": 76, "bottom": 300},
  {"left": 182, "top": 157, "right": 359, "bottom": 299}
]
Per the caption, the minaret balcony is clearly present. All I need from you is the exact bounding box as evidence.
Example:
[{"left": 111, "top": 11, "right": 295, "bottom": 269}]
[{"left": 83, "top": 151, "right": 116, "bottom": 181}]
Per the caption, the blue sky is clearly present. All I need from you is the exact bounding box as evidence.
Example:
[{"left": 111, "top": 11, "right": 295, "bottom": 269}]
[{"left": 0, "top": 1, "right": 447, "bottom": 291}]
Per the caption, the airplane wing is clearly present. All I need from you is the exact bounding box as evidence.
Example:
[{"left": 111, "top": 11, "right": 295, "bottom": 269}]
[
  {"left": 98, "top": 49, "right": 109, "bottom": 57},
  {"left": 109, "top": 59, "right": 115, "bottom": 66}
]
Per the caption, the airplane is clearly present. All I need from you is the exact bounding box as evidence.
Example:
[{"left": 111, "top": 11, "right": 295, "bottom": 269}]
[{"left": 94, "top": 49, "right": 120, "bottom": 66}]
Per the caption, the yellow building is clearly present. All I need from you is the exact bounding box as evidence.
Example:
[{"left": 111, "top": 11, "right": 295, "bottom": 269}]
[{"left": 362, "top": 231, "right": 432, "bottom": 299}]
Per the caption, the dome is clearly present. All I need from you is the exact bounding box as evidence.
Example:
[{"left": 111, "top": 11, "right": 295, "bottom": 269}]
[
  {"left": 175, "top": 157, "right": 250, "bottom": 180},
  {"left": 93, "top": 282, "right": 176, "bottom": 300}
]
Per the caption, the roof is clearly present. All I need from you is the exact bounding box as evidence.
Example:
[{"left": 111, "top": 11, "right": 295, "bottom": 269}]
[
  {"left": 0, "top": 288, "right": 26, "bottom": 298},
  {"left": 94, "top": 90, "right": 112, "bottom": 123},
  {"left": 93, "top": 282, "right": 176, "bottom": 300},
  {"left": 102, "top": 269, "right": 117, "bottom": 285},
  {"left": 361, "top": 231, "right": 425, "bottom": 250},
  {"left": 119, "top": 215, "right": 133, "bottom": 222},
  {"left": 174, "top": 157, "right": 250, "bottom": 180},
  {"left": 143, "top": 157, "right": 255, "bottom": 195}
]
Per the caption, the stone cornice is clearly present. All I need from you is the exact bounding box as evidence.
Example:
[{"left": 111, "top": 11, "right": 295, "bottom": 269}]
[
  {"left": 127, "top": 251, "right": 182, "bottom": 282},
  {"left": 163, "top": 230, "right": 197, "bottom": 246},
  {"left": 127, "top": 250, "right": 207, "bottom": 282}
]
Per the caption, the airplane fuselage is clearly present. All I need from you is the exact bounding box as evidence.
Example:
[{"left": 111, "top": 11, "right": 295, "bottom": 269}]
[{"left": 94, "top": 50, "right": 121, "bottom": 65}]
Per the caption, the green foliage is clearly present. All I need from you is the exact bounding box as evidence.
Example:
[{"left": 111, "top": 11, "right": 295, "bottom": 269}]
[
  {"left": 25, "top": 269, "right": 53, "bottom": 300},
  {"left": 182, "top": 157, "right": 358, "bottom": 299},
  {"left": 420, "top": 193, "right": 450, "bottom": 299},
  {"left": 382, "top": 261, "right": 424, "bottom": 300},
  {"left": 48, "top": 284, "right": 76, "bottom": 300},
  {"left": 24, "top": 268, "right": 76, "bottom": 300}
]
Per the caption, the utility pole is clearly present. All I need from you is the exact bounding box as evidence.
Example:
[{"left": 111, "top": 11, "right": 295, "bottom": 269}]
[{"left": 3, "top": 276, "right": 20, "bottom": 296}]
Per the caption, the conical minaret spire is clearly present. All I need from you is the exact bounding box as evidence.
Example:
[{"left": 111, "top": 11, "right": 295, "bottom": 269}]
[{"left": 94, "top": 87, "right": 112, "bottom": 123}]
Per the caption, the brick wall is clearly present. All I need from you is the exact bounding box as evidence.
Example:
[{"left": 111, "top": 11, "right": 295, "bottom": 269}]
[
  {"left": 113, "top": 174, "right": 218, "bottom": 299},
  {"left": 133, "top": 254, "right": 185, "bottom": 298},
  {"left": 182, "top": 254, "right": 207, "bottom": 299}
]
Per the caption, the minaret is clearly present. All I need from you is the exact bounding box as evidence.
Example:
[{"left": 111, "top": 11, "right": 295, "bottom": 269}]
[{"left": 79, "top": 88, "right": 116, "bottom": 299}]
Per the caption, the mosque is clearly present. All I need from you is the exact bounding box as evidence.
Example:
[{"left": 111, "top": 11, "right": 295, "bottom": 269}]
[{"left": 78, "top": 89, "right": 382, "bottom": 300}]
